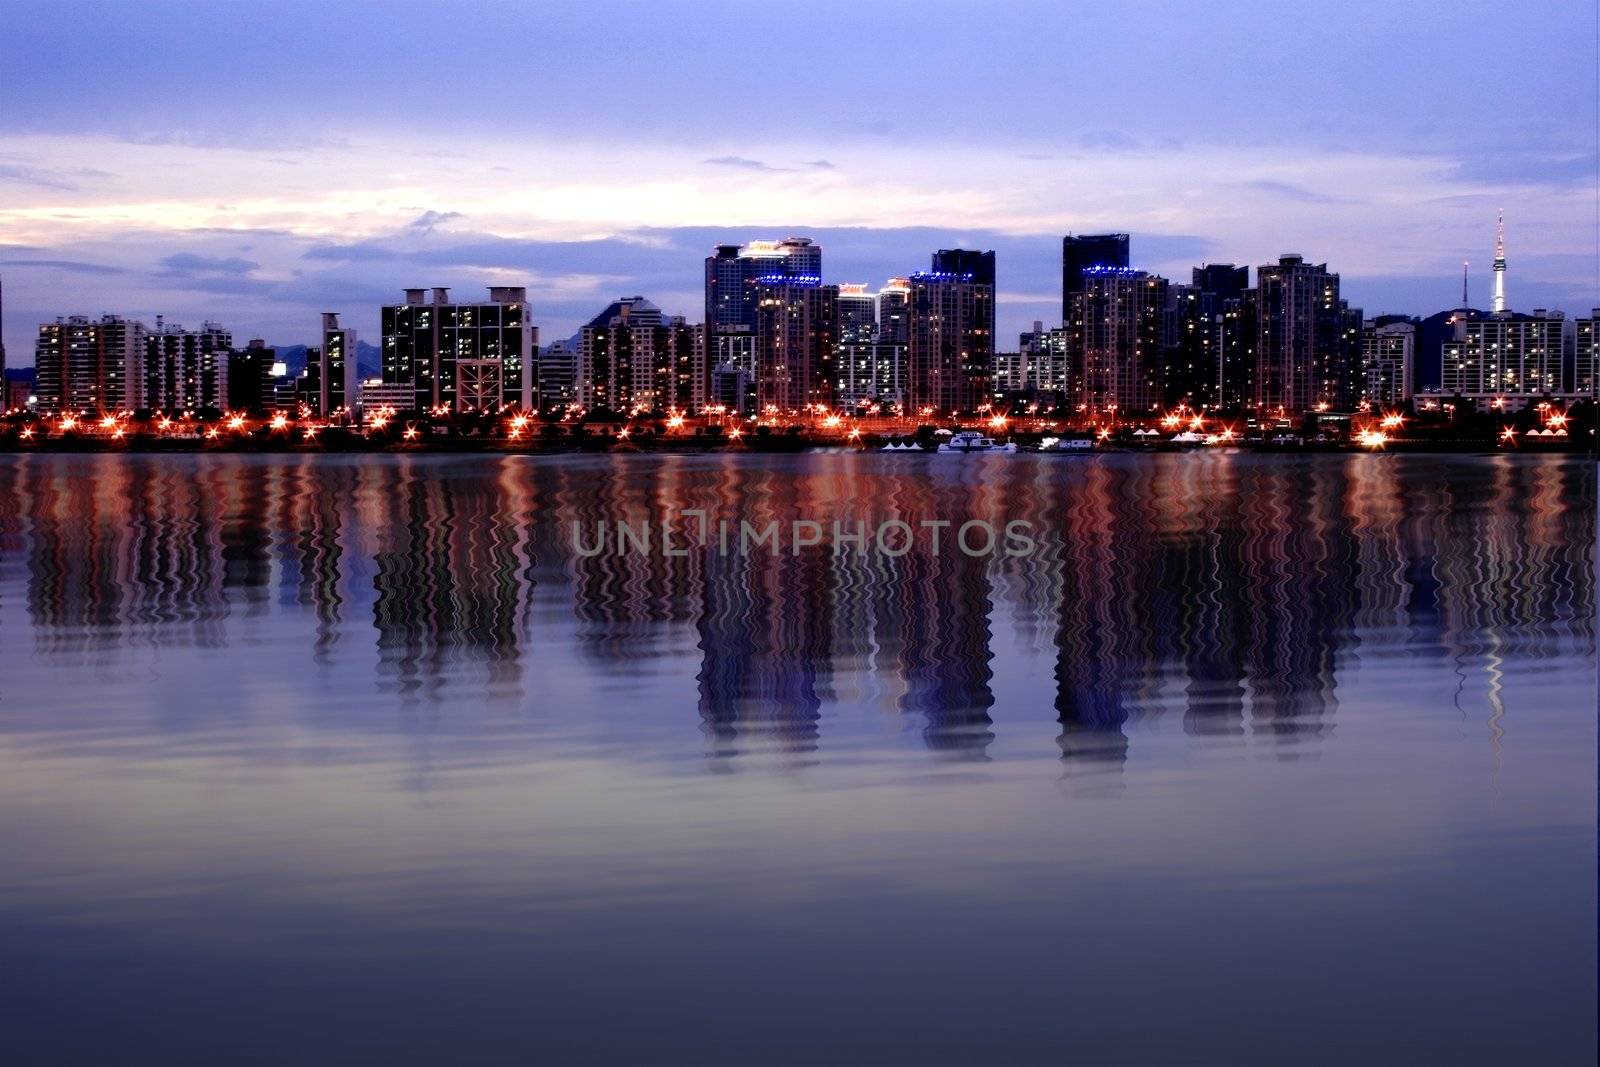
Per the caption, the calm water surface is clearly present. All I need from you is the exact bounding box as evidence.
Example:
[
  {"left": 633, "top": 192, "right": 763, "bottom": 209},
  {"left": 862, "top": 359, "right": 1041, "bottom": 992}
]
[{"left": 0, "top": 452, "right": 1594, "bottom": 1064}]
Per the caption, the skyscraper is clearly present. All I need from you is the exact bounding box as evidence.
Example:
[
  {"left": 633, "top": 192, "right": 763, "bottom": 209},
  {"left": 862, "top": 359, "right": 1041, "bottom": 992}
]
[
  {"left": 319, "top": 312, "right": 357, "bottom": 418},
  {"left": 906, "top": 269, "right": 993, "bottom": 415},
  {"left": 227, "top": 339, "right": 276, "bottom": 414},
  {"left": 931, "top": 249, "right": 996, "bottom": 288},
  {"left": 1066, "top": 268, "right": 1167, "bottom": 415},
  {"left": 755, "top": 279, "right": 839, "bottom": 412},
  {"left": 380, "top": 286, "right": 536, "bottom": 413},
  {"left": 1253, "top": 255, "right": 1358, "bottom": 414},
  {"left": 1062, "top": 233, "right": 1130, "bottom": 320},
  {"left": 1359, "top": 320, "right": 1415, "bottom": 406},
  {"left": 836, "top": 284, "right": 878, "bottom": 344},
  {"left": 34, "top": 315, "right": 148, "bottom": 413},
  {"left": 877, "top": 279, "right": 911, "bottom": 345},
  {"left": 578, "top": 297, "right": 705, "bottom": 412},
  {"left": 1575, "top": 310, "right": 1600, "bottom": 399},
  {"left": 145, "top": 318, "right": 231, "bottom": 413}
]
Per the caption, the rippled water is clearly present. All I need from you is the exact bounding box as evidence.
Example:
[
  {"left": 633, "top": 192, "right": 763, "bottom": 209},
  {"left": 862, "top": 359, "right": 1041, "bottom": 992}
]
[{"left": 0, "top": 452, "right": 1594, "bottom": 1064}]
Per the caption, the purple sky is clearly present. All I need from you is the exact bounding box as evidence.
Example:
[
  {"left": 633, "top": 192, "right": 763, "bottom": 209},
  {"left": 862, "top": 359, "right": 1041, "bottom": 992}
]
[{"left": 2, "top": 0, "right": 1597, "bottom": 362}]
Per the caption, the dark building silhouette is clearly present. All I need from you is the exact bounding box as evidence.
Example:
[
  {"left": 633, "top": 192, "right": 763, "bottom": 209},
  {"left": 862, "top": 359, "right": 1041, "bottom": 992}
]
[{"left": 1062, "top": 233, "right": 1130, "bottom": 319}]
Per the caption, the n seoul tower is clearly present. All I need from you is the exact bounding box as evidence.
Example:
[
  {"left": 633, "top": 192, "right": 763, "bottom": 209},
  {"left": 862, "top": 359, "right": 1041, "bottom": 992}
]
[{"left": 1492, "top": 209, "right": 1507, "bottom": 313}]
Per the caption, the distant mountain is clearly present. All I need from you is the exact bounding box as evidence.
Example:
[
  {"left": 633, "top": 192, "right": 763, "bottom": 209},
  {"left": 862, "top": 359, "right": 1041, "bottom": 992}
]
[{"left": 267, "top": 340, "right": 382, "bottom": 379}]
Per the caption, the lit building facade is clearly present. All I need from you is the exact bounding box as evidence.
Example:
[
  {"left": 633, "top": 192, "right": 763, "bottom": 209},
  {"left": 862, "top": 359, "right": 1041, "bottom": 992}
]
[
  {"left": 580, "top": 298, "right": 706, "bottom": 412},
  {"left": 1062, "top": 233, "right": 1130, "bottom": 320},
  {"left": 317, "top": 312, "right": 358, "bottom": 418},
  {"left": 1253, "top": 255, "right": 1359, "bottom": 414},
  {"left": 380, "top": 286, "right": 536, "bottom": 413},
  {"left": 35, "top": 314, "right": 148, "bottom": 413},
  {"left": 1358, "top": 319, "right": 1415, "bottom": 406},
  {"left": 906, "top": 269, "right": 994, "bottom": 415},
  {"left": 1066, "top": 268, "right": 1167, "bottom": 416},
  {"left": 145, "top": 319, "right": 231, "bottom": 413},
  {"left": 755, "top": 280, "right": 839, "bottom": 413},
  {"left": 1442, "top": 311, "right": 1568, "bottom": 411}
]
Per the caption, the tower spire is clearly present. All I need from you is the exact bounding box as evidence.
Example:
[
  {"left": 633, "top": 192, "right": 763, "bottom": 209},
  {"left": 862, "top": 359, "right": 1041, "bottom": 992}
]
[
  {"left": 1492, "top": 209, "right": 1507, "bottom": 313},
  {"left": 1462, "top": 260, "right": 1469, "bottom": 309}
]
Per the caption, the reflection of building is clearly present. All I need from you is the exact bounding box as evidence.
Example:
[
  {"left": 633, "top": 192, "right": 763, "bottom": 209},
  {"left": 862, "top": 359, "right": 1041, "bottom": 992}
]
[
  {"left": 380, "top": 286, "right": 536, "bottom": 413},
  {"left": 1359, "top": 319, "right": 1415, "bottom": 406},
  {"left": 34, "top": 314, "right": 148, "bottom": 413},
  {"left": 1442, "top": 311, "right": 1568, "bottom": 411}
]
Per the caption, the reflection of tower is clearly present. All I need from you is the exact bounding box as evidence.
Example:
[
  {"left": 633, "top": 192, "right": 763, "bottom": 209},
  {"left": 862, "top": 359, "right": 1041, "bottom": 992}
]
[{"left": 1492, "top": 210, "right": 1507, "bottom": 314}]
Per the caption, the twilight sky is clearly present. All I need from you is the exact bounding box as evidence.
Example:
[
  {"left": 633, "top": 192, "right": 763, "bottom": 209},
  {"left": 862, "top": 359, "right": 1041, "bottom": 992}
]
[{"left": 2, "top": 0, "right": 1597, "bottom": 362}]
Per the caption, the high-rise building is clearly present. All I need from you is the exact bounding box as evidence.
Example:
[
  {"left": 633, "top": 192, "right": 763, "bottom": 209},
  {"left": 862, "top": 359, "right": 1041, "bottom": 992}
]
[
  {"left": 1443, "top": 310, "right": 1568, "bottom": 411},
  {"left": 0, "top": 274, "right": 7, "bottom": 395},
  {"left": 1066, "top": 268, "right": 1167, "bottom": 415},
  {"left": 704, "top": 238, "right": 822, "bottom": 336},
  {"left": 932, "top": 249, "right": 996, "bottom": 288},
  {"left": 835, "top": 341, "right": 905, "bottom": 409},
  {"left": 145, "top": 318, "right": 231, "bottom": 413},
  {"left": 877, "top": 279, "right": 911, "bottom": 345},
  {"left": 1253, "top": 255, "right": 1358, "bottom": 414},
  {"left": 317, "top": 312, "right": 358, "bottom": 418},
  {"left": 906, "top": 269, "right": 994, "bottom": 415},
  {"left": 227, "top": 339, "right": 276, "bottom": 414},
  {"left": 755, "top": 279, "right": 839, "bottom": 413},
  {"left": 1062, "top": 233, "right": 1130, "bottom": 319},
  {"left": 1004, "top": 322, "right": 1071, "bottom": 405},
  {"left": 539, "top": 339, "right": 580, "bottom": 411},
  {"left": 380, "top": 286, "right": 536, "bottom": 413},
  {"left": 34, "top": 314, "right": 148, "bottom": 413},
  {"left": 836, "top": 284, "right": 878, "bottom": 343},
  {"left": 579, "top": 298, "right": 705, "bottom": 412},
  {"left": 1165, "top": 264, "right": 1251, "bottom": 410},
  {"left": 1359, "top": 320, "right": 1415, "bottom": 406},
  {"left": 1574, "top": 310, "right": 1600, "bottom": 399}
]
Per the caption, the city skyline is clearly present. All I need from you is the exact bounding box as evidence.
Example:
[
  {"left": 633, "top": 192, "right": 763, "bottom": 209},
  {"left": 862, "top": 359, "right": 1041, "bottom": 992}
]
[{"left": 2, "top": 0, "right": 1597, "bottom": 359}]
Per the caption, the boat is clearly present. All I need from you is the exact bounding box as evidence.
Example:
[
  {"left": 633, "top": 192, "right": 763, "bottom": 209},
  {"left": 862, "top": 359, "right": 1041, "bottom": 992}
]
[
  {"left": 936, "top": 430, "right": 1017, "bottom": 454},
  {"left": 1038, "top": 436, "right": 1095, "bottom": 454}
]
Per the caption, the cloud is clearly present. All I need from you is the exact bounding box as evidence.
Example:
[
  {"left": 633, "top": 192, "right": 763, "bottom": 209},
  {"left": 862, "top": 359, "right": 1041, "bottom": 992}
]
[
  {"left": 158, "top": 252, "right": 260, "bottom": 275},
  {"left": 703, "top": 155, "right": 785, "bottom": 172},
  {"left": 0, "top": 162, "right": 112, "bottom": 191},
  {"left": 804, "top": 160, "right": 836, "bottom": 170},
  {"left": 0, "top": 257, "right": 125, "bottom": 275},
  {"left": 1243, "top": 180, "right": 1358, "bottom": 205},
  {"left": 1443, "top": 151, "right": 1598, "bottom": 188},
  {"left": 1079, "top": 130, "right": 1143, "bottom": 152},
  {"left": 409, "top": 210, "right": 463, "bottom": 234}
]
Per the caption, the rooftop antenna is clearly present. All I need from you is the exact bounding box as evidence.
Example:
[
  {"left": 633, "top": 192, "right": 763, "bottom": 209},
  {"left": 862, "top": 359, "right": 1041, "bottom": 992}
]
[{"left": 1462, "top": 260, "right": 1469, "bottom": 308}]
